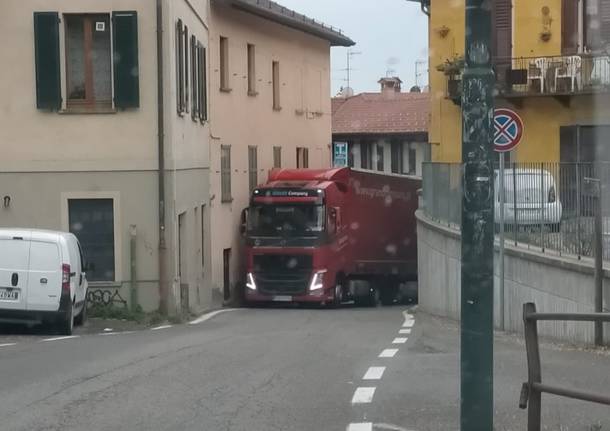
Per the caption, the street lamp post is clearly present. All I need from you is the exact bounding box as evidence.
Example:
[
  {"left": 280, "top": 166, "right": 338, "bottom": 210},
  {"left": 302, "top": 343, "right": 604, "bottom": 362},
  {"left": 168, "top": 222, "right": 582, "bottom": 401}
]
[{"left": 460, "top": 0, "right": 495, "bottom": 430}]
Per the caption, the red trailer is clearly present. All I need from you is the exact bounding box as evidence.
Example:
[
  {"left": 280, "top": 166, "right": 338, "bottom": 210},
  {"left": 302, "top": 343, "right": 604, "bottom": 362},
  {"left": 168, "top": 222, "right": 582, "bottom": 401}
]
[{"left": 241, "top": 168, "right": 421, "bottom": 306}]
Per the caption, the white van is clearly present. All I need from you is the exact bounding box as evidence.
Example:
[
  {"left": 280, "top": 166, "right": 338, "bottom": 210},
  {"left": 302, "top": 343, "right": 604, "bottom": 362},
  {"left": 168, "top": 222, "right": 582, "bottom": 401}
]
[
  {"left": 0, "top": 229, "right": 88, "bottom": 334},
  {"left": 494, "top": 169, "right": 563, "bottom": 231}
]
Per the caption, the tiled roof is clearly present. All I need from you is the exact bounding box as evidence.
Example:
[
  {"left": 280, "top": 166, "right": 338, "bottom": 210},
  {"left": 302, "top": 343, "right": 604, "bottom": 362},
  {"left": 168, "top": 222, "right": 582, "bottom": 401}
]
[
  {"left": 212, "top": 0, "right": 355, "bottom": 47},
  {"left": 332, "top": 92, "right": 429, "bottom": 135}
]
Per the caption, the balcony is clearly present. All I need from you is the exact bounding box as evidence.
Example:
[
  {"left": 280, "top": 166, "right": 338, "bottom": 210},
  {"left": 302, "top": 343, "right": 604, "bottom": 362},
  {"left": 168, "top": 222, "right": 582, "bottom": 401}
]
[{"left": 444, "top": 53, "right": 610, "bottom": 107}]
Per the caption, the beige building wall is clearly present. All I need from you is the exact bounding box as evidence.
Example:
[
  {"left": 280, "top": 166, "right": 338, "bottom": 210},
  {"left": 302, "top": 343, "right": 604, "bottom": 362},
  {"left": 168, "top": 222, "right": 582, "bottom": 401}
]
[
  {"left": 208, "top": 4, "right": 333, "bottom": 299},
  {"left": 0, "top": 0, "right": 212, "bottom": 313}
]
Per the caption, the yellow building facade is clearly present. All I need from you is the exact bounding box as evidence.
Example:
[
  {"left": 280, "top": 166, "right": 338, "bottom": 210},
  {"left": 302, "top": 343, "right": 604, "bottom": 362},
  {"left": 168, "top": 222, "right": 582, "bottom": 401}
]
[{"left": 424, "top": 0, "right": 610, "bottom": 163}]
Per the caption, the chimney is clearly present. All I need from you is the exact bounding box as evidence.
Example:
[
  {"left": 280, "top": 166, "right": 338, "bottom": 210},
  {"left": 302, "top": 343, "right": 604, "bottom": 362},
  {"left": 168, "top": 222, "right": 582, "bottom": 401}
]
[{"left": 378, "top": 77, "right": 402, "bottom": 99}]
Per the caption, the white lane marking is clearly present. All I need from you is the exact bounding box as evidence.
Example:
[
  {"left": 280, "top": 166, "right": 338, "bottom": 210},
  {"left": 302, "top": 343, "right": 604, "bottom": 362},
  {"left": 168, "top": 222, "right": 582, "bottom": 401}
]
[
  {"left": 351, "top": 387, "right": 376, "bottom": 404},
  {"left": 103, "top": 328, "right": 113, "bottom": 332},
  {"left": 392, "top": 337, "right": 408, "bottom": 344},
  {"left": 41, "top": 335, "right": 79, "bottom": 342},
  {"left": 99, "top": 331, "right": 135, "bottom": 336},
  {"left": 379, "top": 348, "right": 399, "bottom": 358},
  {"left": 347, "top": 423, "right": 372, "bottom": 431},
  {"left": 402, "top": 310, "right": 415, "bottom": 327},
  {"left": 189, "top": 308, "right": 239, "bottom": 325},
  {"left": 363, "top": 366, "right": 385, "bottom": 380},
  {"left": 0, "top": 343, "right": 17, "bottom": 348},
  {"left": 402, "top": 320, "right": 415, "bottom": 328},
  {"left": 374, "top": 424, "right": 417, "bottom": 431},
  {"left": 151, "top": 325, "right": 172, "bottom": 331},
  {"left": 399, "top": 328, "right": 411, "bottom": 335}
]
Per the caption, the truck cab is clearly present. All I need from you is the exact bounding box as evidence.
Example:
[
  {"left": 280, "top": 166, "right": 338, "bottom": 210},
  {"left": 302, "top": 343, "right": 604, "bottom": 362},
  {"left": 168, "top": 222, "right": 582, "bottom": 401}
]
[{"left": 243, "top": 171, "right": 345, "bottom": 306}]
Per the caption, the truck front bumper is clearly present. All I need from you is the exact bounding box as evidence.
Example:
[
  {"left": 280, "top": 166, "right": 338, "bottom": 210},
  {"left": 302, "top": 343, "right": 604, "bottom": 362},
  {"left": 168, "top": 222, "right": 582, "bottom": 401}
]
[{"left": 245, "top": 289, "right": 334, "bottom": 304}]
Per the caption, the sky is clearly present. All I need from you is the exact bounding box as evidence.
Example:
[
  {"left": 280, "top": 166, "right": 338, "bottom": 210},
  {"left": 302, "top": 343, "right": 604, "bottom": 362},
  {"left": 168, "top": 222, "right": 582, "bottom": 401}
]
[{"left": 276, "top": 0, "right": 429, "bottom": 96}]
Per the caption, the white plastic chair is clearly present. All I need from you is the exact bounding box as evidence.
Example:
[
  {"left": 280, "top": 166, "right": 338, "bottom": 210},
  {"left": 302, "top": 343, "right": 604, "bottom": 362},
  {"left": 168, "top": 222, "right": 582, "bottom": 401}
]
[
  {"left": 554, "top": 55, "right": 581, "bottom": 92},
  {"left": 528, "top": 58, "right": 547, "bottom": 93},
  {"left": 591, "top": 55, "right": 610, "bottom": 86}
]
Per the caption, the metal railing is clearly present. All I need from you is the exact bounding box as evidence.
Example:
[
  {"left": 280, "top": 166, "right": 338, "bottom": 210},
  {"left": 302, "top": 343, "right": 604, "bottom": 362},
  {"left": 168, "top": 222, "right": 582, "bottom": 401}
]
[
  {"left": 519, "top": 302, "right": 610, "bottom": 431},
  {"left": 445, "top": 54, "right": 610, "bottom": 100},
  {"left": 496, "top": 54, "right": 610, "bottom": 96},
  {"left": 422, "top": 162, "right": 610, "bottom": 261}
]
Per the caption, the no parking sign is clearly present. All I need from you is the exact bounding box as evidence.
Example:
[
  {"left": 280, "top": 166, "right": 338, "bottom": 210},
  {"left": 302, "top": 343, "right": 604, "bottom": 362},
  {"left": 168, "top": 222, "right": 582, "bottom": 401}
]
[{"left": 494, "top": 108, "right": 523, "bottom": 152}]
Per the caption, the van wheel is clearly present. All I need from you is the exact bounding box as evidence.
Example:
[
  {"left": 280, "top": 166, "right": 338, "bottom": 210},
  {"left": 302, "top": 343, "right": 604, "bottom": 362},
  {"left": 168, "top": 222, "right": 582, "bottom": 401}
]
[
  {"left": 59, "top": 305, "right": 74, "bottom": 335},
  {"left": 75, "top": 303, "right": 87, "bottom": 326}
]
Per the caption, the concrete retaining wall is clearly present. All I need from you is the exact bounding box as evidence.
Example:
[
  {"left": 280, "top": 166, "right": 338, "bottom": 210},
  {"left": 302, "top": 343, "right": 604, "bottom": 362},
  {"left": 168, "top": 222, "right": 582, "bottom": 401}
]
[{"left": 417, "top": 211, "right": 610, "bottom": 345}]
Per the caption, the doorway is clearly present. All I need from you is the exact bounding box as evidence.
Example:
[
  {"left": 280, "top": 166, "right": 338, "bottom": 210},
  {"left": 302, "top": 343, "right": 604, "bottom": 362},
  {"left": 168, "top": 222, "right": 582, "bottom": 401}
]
[{"left": 223, "top": 248, "right": 231, "bottom": 301}]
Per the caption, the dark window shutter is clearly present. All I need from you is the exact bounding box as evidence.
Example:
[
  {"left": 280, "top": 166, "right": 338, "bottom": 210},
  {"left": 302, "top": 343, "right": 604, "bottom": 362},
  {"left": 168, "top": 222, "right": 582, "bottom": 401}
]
[
  {"left": 199, "top": 46, "right": 207, "bottom": 122},
  {"left": 112, "top": 11, "right": 139, "bottom": 108},
  {"left": 492, "top": 0, "right": 512, "bottom": 60},
  {"left": 562, "top": 0, "right": 579, "bottom": 54},
  {"left": 34, "top": 12, "right": 61, "bottom": 110}
]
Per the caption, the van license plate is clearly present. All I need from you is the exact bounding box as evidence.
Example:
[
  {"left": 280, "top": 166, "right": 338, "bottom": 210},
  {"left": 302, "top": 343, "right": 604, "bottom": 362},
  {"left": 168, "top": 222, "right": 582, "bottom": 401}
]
[
  {"left": 0, "top": 289, "right": 19, "bottom": 301},
  {"left": 272, "top": 295, "right": 292, "bottom": 302}
]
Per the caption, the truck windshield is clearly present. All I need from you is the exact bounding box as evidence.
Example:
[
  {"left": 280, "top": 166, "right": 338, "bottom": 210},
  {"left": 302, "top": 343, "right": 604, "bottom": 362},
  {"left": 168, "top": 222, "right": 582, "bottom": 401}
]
[{"left": 248, "top": 204, "right": 325, "bottom": 237}]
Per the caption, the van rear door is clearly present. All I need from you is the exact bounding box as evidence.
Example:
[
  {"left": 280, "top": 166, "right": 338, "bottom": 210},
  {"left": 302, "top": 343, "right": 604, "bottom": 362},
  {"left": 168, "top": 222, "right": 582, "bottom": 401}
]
[
  {"left": 0, "top": 235, "right": 31, "bottom": 311},
  {"left": 26, "top": 240, "right": 62, "bottom": 312}
]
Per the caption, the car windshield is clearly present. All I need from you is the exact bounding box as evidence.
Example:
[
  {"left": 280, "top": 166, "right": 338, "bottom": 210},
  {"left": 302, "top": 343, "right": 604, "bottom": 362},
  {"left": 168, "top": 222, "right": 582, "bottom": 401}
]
[{"left": 248, "top": 204, "right": 325, "bottom": 237}]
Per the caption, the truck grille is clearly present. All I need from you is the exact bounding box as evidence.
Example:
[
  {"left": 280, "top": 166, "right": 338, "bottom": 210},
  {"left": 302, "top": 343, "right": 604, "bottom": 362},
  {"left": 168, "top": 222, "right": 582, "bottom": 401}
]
[{"left": 253, "top": 254, "right": 313, "bottom": 295}]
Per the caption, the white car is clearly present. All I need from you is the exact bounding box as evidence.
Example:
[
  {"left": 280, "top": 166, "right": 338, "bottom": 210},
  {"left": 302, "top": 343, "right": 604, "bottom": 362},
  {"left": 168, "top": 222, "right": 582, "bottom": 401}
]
[
  {"left": 494, "top": 169, "right": 563, "bottom": 232},
  {"left": 0, "top": 229, "right": 88, "bottom": 334}
]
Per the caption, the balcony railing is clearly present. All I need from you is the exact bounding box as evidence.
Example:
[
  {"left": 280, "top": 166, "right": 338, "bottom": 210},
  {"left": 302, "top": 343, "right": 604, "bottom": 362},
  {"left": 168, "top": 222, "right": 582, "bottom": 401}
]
[{"left": 445, "top": 53, "right": 610, "bottom": 102}]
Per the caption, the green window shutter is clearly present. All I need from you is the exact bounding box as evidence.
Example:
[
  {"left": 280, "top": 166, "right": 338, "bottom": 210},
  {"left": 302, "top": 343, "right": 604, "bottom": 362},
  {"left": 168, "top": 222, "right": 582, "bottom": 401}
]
[
  {"left": 34, "top": 12, "right": 61, "bottom": 110},
  {"left": 112, "top": 11, "right": 139, "bottom": 108}
]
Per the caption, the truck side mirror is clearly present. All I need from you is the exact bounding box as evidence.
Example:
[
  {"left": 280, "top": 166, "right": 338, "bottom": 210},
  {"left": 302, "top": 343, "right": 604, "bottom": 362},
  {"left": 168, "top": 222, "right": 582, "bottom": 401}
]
[{"left": 240, "top": 208, "right": 249, "bottom": 236}]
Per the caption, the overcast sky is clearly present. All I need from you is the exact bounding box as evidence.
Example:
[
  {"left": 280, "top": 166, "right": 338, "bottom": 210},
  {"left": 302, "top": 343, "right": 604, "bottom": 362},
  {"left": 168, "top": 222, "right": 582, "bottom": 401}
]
[{"left": 276, "top": 0, "right": 428, "bottom": 95}]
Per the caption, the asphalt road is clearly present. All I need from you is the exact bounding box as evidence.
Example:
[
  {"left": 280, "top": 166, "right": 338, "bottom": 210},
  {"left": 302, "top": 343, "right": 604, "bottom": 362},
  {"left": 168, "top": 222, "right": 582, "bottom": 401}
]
[{"left": 0, "top": 306, "right": 609, "bottom": 431}]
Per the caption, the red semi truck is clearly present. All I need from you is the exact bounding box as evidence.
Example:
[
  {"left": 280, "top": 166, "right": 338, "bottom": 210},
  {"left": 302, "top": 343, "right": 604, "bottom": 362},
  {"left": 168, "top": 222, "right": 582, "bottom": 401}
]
[{"left": 241, "top": 168, "right": 421, "bottom": 306}]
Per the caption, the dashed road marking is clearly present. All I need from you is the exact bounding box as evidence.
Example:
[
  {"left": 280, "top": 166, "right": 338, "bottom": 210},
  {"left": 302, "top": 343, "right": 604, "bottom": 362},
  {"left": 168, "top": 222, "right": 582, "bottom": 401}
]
[
  {"left": 363, "top": 366, "right": 385, "bottom": 381},
  {"left": 379, "top": 348, "right": 399, "bottom": 358},
  {"left": 402, "top": 320, "right": 415, "bottom": 328},
  {"left": 41, "top": 335, "right": 79, "bottom": 342},
  {"left": 189, "top": 308, "right": 239, "bottom": 325},
  {"left": 99, "top": 331, "right": 135, "bottom": 336},
  {"left": 399, "top": 328, "right": 411, "bottom": 335},
  {"left": 351, "top": 387, "right": 376, "bottom": 404},
  {"left": 151, "top": 325, "right": 173, "bottom": 331},
  {"left": 0, "top": 343, "right": 17, "bottom": 348},
  {"left": 392, "top": 337, "right": 408, "bottom": 344},
  {"left": 347, "top": 423, "right": 373, "bottom": 431}
]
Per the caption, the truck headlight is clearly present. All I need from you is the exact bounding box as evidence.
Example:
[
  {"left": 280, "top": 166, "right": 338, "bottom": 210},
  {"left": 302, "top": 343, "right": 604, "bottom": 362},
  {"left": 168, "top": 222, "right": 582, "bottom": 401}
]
[
  {"left": 246, "top": 273, "right": 257, "bottom": 291},
  {"left": 309, "top": 270, "right": 327, "bottom": 291}
]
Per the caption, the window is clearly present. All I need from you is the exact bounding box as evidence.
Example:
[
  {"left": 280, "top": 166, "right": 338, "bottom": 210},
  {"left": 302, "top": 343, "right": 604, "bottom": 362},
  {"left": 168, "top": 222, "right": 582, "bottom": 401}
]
[
  {"left": 297, "top": 147, "right": 309, "bottom": 168},
  {"left": 376, "top": 143, "right": 385, "bottom": 172},
  {"left": 348, "top": 143, "right": 355, "bottom": 168},
  {"left": 273, "top": 146, "right": 282, "bottom": 168},
  {"left": 360, "top": 141, "right": 373, "bottom": 169},
  {"left": 68, "top": 199, "right": 115, "bottom": 282},
  {"left": 391, "top": 141, "right": 403, "bottom": 174},
  {"left": 221, "top": 145, "right": 232, "bottom": 202},
  {"left": 248, "top": 44, "right": 257, "bottom": 95},
  {"left": 272, "top": 61, "right": 281, "bottom": 110},
  {"left": 562, "top": 0, "right": 610, "bottom": 53},
  {"left": 408, "top": 146, "right": 417, "bottom": 175},
  {"left": 220, "top": 36, "right": 230, "bottom": 90},
  {"left": 248, "top": 146, "right": 258, "bottom": 192},
  {"left": 176, "top": 20, "right": 206, "bottom": 122},
  {"left": 65, "top": 14, "right": 112, "bottom": 109}
]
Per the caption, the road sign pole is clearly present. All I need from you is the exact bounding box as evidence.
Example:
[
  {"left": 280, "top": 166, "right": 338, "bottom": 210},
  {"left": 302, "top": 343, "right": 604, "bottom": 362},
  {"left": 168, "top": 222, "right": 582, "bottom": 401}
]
[
  {"left": 461, "top": 0, "right": 495, "bottom": 429},
  {"left": 499, "top": 153, "right": 505, "bottom": 331}
]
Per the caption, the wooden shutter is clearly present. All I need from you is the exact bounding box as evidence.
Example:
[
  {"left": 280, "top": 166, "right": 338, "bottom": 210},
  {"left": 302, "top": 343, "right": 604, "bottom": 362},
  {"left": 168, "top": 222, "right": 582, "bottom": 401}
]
[
  {"left": 34, "top": 12, "right": 61, "bottom": 110},
  {"left": 176, "top": 20, "right": 184, "bottom": 113},
  {"left": 112, "top": 11, "right": 139, "bottom": 108},
  {"left": 199, "top": 45, "right": 208, "bottom": 122},
  {"left": 492, "top": 0, "right": 512, "bottom": 60},
  {"left": 562, "top": 0, "right": 579, "bottom": 54}
]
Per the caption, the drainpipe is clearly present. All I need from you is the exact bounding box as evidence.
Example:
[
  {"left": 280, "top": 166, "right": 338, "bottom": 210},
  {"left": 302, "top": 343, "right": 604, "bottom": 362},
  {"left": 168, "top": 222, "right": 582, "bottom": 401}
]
[{"left": 156, "top": 0, "right": 168, "bottom": 315}]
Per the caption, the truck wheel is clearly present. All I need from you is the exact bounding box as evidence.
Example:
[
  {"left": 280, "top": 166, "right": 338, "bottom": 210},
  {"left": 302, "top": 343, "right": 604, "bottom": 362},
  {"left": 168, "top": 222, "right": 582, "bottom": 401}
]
[
  {"left": 355, "top": 288, "right": 379, "bottom": 307},
  {"left": 380, "top": 287, "right": 396, "bottom": 306},
  {"left": 58, "top": 305, "right": 74, "bottom": 335},
  {"left": 330, "top": 282, "right": 343, "bottom": 308}
]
